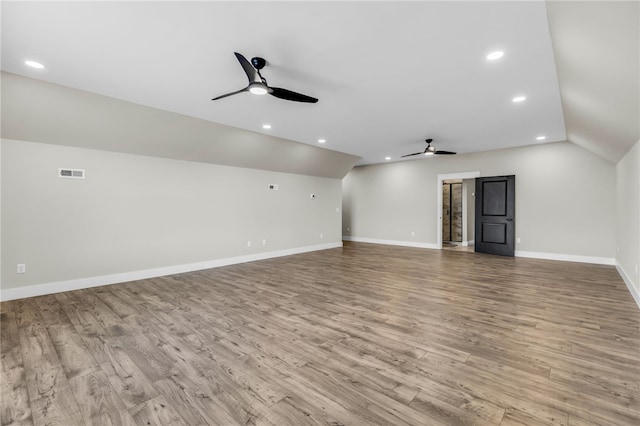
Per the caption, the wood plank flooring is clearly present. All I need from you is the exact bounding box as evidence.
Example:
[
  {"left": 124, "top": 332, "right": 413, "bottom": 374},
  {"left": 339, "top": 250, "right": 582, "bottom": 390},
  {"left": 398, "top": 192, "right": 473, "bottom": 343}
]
[{"left": 1, "top": 241, "right": 639, "bottom": 425}]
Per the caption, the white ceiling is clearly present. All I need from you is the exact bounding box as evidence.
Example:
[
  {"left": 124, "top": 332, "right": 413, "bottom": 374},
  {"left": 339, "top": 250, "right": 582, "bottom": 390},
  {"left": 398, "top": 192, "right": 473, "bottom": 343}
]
[{"left": 1, "top": 1, "right": 570, "bottom": 166}]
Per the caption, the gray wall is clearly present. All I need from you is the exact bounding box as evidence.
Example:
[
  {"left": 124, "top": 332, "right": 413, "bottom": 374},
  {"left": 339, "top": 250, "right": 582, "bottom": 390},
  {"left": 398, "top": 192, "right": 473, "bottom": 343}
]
[
  {"left": 616, "top": 139, "right": 640, "bottom": 297},
  {"left": 1, "top": 139, "right": 342, "bottom": 291},
  {"left": 343, "top": 141, "right": 616, "bottom": 260}
]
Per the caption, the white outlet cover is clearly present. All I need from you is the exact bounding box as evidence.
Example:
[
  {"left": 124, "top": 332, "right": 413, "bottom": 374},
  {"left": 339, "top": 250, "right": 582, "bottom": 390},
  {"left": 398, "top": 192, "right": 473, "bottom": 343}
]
[{"left": 247, "top": 241, "right": 252, "bottom": 247}]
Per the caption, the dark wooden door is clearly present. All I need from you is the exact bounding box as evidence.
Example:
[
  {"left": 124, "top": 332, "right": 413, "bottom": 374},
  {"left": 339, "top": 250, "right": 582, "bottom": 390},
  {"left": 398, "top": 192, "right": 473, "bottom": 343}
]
[{"left": 475, "top": 175, "right": 515, "bottom": 256}]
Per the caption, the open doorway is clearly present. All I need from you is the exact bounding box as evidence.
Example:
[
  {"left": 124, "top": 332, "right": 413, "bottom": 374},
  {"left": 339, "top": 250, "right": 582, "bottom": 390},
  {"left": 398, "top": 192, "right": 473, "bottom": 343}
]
[
  {"left": 442, "top": 180, "right": 463, "bottom": 246},
  {"left": 437, "top": 171, "right": 480, "bottom": 250},
  {"left": 442, "top": 179, "right": 476, "bottom": 252}
]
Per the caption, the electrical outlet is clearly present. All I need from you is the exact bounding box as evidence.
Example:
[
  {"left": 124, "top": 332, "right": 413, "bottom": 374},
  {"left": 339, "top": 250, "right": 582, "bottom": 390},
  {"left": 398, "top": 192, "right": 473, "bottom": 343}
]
[
  {"left": 517, "top": 237, "right": 521, "bottom": 244},
  {"left": 411, "top": 231, "right": 415, "bottom": 237},
  {"left": 636, "top": 264, "right": 638, "bottom": 275},
  {"left": 320, "top": 233, "right": 324, "bottom": 239},
  {"left": 262, "top": 239, "right": 267, "bottom": 246},
  {"left": 17, "top": 264, "right": 26, "bottom": 274},
  {"left": 247, "top": 241, "right": 252, "bottom": 247}
]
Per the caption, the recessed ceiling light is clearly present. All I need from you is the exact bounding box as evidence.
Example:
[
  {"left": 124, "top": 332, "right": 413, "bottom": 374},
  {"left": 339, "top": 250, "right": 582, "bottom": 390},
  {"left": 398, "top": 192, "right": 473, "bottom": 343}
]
[
  {"left": 262, "top": 124, "right": 272, "bottom": 129},
  {"left": 25, "top": 60, "right": 45, "bottom": 69},
  {"left": 536, "top": 136, "right": 546, "bottom": 140},
  {"left": 385, "top": 156, "right": 391, "bottom": 160},
  {"left": 487, "top": 51, "right": 504, "bottom": 60},
  {"left": 512, "top": 96, "right": 527, "bottom": 103},
  {"left": 318, "top": 139, "right": 326, "bottom": 144}
]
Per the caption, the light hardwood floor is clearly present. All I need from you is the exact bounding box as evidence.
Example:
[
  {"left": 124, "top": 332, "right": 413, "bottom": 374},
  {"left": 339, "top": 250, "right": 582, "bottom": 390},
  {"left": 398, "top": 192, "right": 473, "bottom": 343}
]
[{"left": 1, "top": 241, "right": 639, "bottom": 425}]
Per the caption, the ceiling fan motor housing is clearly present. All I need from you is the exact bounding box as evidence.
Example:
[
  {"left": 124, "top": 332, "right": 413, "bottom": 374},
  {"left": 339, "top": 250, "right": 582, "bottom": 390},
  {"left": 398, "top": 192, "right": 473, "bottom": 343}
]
[{"left": 251, "top": 57, "right": 266, "bottom": 70}]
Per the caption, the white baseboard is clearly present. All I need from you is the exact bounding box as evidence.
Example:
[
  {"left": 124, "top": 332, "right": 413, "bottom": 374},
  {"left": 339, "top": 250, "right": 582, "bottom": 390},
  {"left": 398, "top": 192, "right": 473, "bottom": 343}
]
[
  {"left": 0, "top": 242, "right": 342, "bottom": 302},
  {"left": 342, "top": 236, "right": 439, "bottom": 250},
  {"left": 342, "top": 237, "right": 616, "bottom": 267},
  {"left": 515, "top": 250, "right": 615, "bottom": 265},
  {"left": 616, "top": 262, "right": 640, "bottom": 310}
]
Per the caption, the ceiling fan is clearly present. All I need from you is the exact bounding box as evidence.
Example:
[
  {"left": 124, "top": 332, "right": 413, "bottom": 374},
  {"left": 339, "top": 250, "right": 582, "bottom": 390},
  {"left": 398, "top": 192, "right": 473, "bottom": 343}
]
[
  {"left": 212, "top": 52, "right": 318, "bottom": 103},
  {"left": 401, "top": 139, "right": 456, "bottom": 157}
]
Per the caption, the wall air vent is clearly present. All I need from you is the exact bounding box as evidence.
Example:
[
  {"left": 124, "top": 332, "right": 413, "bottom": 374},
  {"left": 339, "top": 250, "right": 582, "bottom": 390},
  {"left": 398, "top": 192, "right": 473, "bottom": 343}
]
[{"left": 59, "top": 168, "right": 85, "bottom": 179}]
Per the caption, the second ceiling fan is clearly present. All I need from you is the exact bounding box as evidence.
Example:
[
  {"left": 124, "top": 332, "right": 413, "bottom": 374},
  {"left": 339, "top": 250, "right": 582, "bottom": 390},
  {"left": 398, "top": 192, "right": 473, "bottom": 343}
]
[
  {"left": 212, "top": 52, "right": 318, "bottom": 103},
  {"left": 401, "top": 139, "right": 456, "bottom": 157}
]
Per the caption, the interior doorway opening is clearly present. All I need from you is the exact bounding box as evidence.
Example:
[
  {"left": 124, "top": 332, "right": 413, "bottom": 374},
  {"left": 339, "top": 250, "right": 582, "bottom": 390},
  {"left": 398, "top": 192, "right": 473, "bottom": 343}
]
[
  {"left": 442, "top": 180, "right": 463, "bottom": 245},
  {"left": 437, "top": 171, "right": 480, "bottom": 250}
]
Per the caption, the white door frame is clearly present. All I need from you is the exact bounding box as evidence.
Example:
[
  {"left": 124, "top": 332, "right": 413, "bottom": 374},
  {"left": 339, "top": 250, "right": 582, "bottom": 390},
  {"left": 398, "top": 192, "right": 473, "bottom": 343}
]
[{"left": 437, "top": 171, "right": 480, "bottom": 249}]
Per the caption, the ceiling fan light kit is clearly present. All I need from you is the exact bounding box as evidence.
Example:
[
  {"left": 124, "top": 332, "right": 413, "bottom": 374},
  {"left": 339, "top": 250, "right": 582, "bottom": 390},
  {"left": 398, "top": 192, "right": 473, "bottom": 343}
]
[{"left": 248, "top": 83, "right": 268, "bottom": 95}]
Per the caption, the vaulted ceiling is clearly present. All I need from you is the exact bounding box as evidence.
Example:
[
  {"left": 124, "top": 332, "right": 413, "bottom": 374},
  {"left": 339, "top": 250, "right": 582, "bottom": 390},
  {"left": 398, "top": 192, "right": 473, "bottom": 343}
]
[
  {"left": 546, "top": 1, "right": 639, "bottom": 163},
  {"left": 1, "top": 1, "right": 638, "bottom": 173}
]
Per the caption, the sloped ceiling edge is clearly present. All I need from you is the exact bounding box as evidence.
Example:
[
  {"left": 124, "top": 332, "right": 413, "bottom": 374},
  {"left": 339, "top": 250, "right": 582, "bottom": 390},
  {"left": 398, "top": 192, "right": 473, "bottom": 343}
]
[
  {"left": 546, "top": 0, "right": 639, "bottom": 164},
  {"left": 1, "top": 72, "right": 360, "bottom": 179}
]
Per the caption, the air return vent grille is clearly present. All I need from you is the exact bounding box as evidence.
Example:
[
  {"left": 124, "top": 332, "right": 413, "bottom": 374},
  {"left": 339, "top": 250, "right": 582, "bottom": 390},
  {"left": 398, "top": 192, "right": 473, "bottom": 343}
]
[{"left": 59, "top": 168, "right": 85, "bottom": 179}]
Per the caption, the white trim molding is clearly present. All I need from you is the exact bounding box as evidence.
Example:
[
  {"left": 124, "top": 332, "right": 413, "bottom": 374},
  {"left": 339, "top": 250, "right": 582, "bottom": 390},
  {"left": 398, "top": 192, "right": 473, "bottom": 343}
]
[
  {"left": 343, "top": 236, "right": 439, "bottom": 250},
  {"left": 343, "top": 238, "right": 616, "bottom": 267},
  {"left": 0, "top": 242, "right": 342, "bottom": 302},
  {"left": 515, "top": 250, "right": 615, "bottom": 265},
  {"left": 616, "top": 262, "right": 640, "bottom": 310}
]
